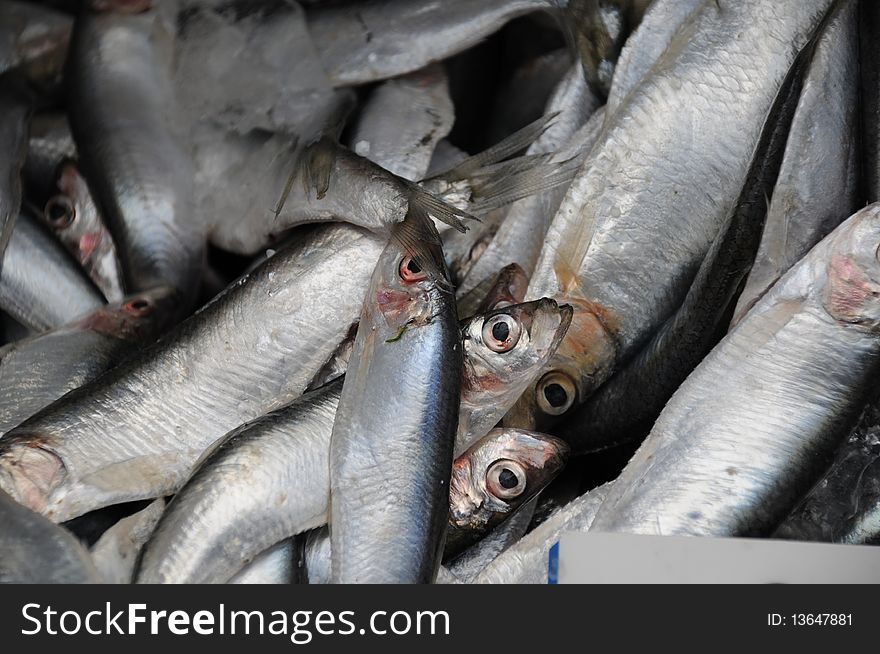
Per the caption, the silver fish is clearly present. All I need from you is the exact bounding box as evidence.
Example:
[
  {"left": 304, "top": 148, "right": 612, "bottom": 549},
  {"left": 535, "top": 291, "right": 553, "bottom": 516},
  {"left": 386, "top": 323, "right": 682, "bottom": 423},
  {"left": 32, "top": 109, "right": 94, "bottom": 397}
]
[
  {"left": 22, "top": 112, "right": 76, "bottom": 204},
  {"left": 90, "top": 498, "right": 166, "bottom": 584},
  {"left": 0, "top": 0, "right": 71, "bottom": 87},
  {"left": 0, "top": 287, "right": 174, "bottom": 435},
  {"left": 0, "top": 224, "right": 383, "bottom": 522},
  {"left": 228, "top": 541, "right": 295, "bottom": 585},
  {"left": 732, "top": 0, "right": 860, "bottom": 323},
  {"left": 42, "top": 161, "right": 126, "bottom": 303},
  {"left": 0, "top": 78, "right": 30, "bottom": 260},
  {"left": 135, "top": 299, "right": 569, "bottom": 584},
  {"left": 520, "top": 0, "right": 834, "bottom": 429},
  {"left": 590, "top": 204, "right": 880, "bottom": 537},
  {"left": 0, "top": 211, "right": 105, "bottom": 332},
  {"left": 0, "top": 489, "right": 99, "bottom": 584},
  {"left": 68, "top": 1, "right": 201, "bottom": 307}
]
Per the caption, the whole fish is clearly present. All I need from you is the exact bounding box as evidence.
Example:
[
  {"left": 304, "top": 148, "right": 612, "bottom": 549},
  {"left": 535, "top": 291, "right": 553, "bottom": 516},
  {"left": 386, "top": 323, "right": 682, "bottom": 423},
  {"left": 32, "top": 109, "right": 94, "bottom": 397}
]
[
  {"left": 228, "top": 541, "right": 295, "bottom": 585},
  {"left": 0, "top": 224, "right": 383, "bottom": 522},
  {"left": 90, "top": 499, "right": 165, "bottom": 584},
  {"left": 0, "top": 78, "right": 30, "bottom": 261},
  {"left": 733, "top": 0, "right": 860, "bottom": 323},
  {"left": 68, "top": 1, "right": 201, "bottom": 308},
  {"left": 0, "top": 211, "right": 105, "bottom": 333},
  {"left": 136, "top": 297, "right": 569, "bottom": 584},
  {"left": 519, "top": 0, "right": 834, "bottom": 430},
  {"left": 307, "top": 0, "right": 555, "bottom": 87},
  {"left": 0, "top": 287, "right": 173, "bottom": 435},
  {"left": 465, "top": 482, "right": 612, "bottom": 584},
  {"left": 558, "top": 8, "right": 824, "bottom": 453},
  {"left": 348, "top": 64, "right": 454, "bottom": 183},
  {"left": 774, "top": 391, "right": 880, "bottom": 545},
  {"left": 329, "top": 213, "right": 461, "bottom": 583},
  {"left": 590, "top": 203, "right": 880, "bottom": 537},
  {"left": 0, "top": 489, "right": 99, "bottom": 584},
  {"left": 42, "top": 161, "right": 126, "bottom": 302},
  {"left": 298, "top": 429, "right": 568, "bottom": 584}
]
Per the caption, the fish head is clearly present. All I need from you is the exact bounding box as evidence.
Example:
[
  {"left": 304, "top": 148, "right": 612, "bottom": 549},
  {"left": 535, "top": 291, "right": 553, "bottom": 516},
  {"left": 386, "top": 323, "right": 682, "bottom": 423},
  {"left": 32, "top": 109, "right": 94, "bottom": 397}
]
[
  {"left": 76, "top": 286, "right": 177, "bottom": 342},
  {"left": 461, "top": 298, "right": 573, "bottom": 404},
  {"left": 44, "top": 161, "right": 104, "bottom": 263},
  {"left": 822, "top": 204, "right": 880, "bottom": 331},
  {"left": 448, "top": 428, "right": 569, "bottom": 532}
]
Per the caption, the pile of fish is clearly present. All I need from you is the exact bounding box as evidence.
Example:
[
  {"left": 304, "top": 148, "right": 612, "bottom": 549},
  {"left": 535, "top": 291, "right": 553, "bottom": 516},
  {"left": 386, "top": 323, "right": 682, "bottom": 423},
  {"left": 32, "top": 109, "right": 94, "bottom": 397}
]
[{"left": 0, "top": 0, "right": 878, "bottom": 584}]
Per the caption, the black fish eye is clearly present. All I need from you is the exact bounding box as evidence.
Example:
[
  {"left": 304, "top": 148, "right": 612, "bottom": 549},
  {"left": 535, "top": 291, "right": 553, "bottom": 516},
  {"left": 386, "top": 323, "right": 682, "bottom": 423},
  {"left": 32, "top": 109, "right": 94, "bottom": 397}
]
[
  {"left": 406, "top": 259, "right": 422, "bottom": 274},
  {"left": 491, "top": 321, "right": 509, "bottom": 342},
  {"left": 498, "top": 468, "right": 518, "bottom": 489},
  {"left": 544, "top": 383, "right": 568, "bottom": 408}
]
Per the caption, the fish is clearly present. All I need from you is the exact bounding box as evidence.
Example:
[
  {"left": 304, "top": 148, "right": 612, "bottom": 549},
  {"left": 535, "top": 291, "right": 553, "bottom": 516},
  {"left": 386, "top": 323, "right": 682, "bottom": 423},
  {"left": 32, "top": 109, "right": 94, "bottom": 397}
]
[
  {"left": 42, "top": 161, "right": 126, "bottom": 302},
  {"left": 307, "top": 0, "right": 556, "bottom": 87},
  {"left": 590, "top": 203, "right": 880, "bottom": 537},
  {"left": 0, "top": 77, "right": 30, "bottom": 261},
  {"left": 135, "top": 299, "right": 570, "bottom": 584},
  {"left": 0, "top": 224, "right": 384, "bottom": 522},
  {"left": 463, "top": 482, "right": 612, "bottom": 584},
  {"left": 299, "top": 428, "right": 568, "bottom": 584},
  {"left": 557, "top": 5, "right": 827, "bottom": 453},
  {"left": 0, "top": 488, "right": 100, "bottom": 584},
  {"left": 861, "top": 0, "right": 880, "bottom": 204},
  {"left": 0, "top": 210, "right": 105, "bottom": 333},
  {"left": 518, "top": 0, "right": 835, "bottom": 430},
  {"left": 0, "top": 287, "right": 174, "bottom": 435},
  {"left": 22, "top": 112, "right": 77, "bottom": 205},
  {"left": 89, "top": 498, "right": 165, "bottom": 584},
  {"left": 68, "top": 0, "right": 202, "bottom": 309},
  {"left": 328, "top": 212, "right": 460, "bottom": 584},
  {"left": 732, "top": 0, "right": 860, "bottom": 323}
]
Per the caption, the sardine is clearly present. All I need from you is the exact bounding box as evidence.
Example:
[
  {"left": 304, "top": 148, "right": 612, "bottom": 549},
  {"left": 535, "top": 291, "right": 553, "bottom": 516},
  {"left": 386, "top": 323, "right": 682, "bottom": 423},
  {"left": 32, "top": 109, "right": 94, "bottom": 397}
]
[
  {"left": 0, "top": 224, "right": 384, "bottom": 522},
  {"left": 0, "top": 287, "right": 173, "bottom": 435},
  {"left": 590, "top": 203, "right": 880, "bottom": 537},
  {"left": 68, "top": 1, "right": 201, "bottom": 308},
  {"left": 0, "top": 211, "right": 105, "bottom": 332},
  {"left": 228, "top": 540, "right": 295, "bottom": 585},
  {"left": 520, "top": 0, "right": 834, "bottom": 429},
  {"left": 42, "top": 161, "right": 126, "bottom": 302},
  {"left": 90, "top": 498, "right": 165, "bottom": 584}
]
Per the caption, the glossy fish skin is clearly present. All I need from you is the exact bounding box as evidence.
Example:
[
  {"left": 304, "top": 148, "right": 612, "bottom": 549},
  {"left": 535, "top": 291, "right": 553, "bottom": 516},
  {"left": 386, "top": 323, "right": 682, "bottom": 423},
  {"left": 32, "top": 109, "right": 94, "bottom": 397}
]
[
  {"left": 22, "top": 112, "right": 77, "bottom": 204},
  {"left": 0, "top": 489, "right": 99, "bottom": 584},
  {"left": 43, "top": 161, "right": 126, "bottom": 303},
  {"left": 457, "top": 298, "right": 571, "bottom": 455},
  {"left": 774, "top": 392, "right": 880, "bottom": 546},
  {"left": 0, "top": 211, "right": 105, "bottom": 333},
  {"left": 456, "top": 65, "right": 600, "bottom": 300},
  {"left": 228, "top": 541, "right": 294, "bottom": 585},
  {"left": 558, "top": 8, "right": 823, "bottom": 453},
  {"left": 522, "top": 0, "right": 834, "bottom": 429},
  {"left": 0, "top": 79, "right": 30, "bottom": 261},
  {"left": 445, "top": 429, "right": 568, "bottom": 558},
  {"left": 349, "top": 64, "right": 454, "bottom": 183},
  {"left": 68, "top": 3, "right": 201, "bottom": 307},
  {"left": 329, "top": 220, "right": 461, "bottom": 583},
  {"left": 465, "top": 482, "right": 612, "bottom": 584},
  {"left": 0, "top": 225, "right": 384, "bottom": 522},
  {"left": 90, "top": 498, "right": 165, "bottom": 584},
  {"left": 861, "top": 0, "right": 880, "bottom": 204},
  {"left": 733, "top": 0, "right": 860, "bottom": 323},
  {"left": 135, "top": 300, "right": 568, "bottom": 584},
  {"left": 307, "top": 0, "right": 554, "bottom": 87},
  {"left": 591, "top": 204, "right": 880, "bottom": 537},
  {"left": 0, "top": 287, "right": 174, "bottom": 435}
]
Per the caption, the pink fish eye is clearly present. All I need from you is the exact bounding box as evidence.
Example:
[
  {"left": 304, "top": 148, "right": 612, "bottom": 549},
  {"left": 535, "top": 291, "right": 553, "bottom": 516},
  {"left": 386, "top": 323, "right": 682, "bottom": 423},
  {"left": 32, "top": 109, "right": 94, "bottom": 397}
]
[
  {"left": 399, "top": 256, "right": 427, "bottom": 283},
  {"left": 481, "top": 314, "right": 521, "bottom": 353},
  {"left": 125, "top": 298, "right": 152, "bottom": 316}
]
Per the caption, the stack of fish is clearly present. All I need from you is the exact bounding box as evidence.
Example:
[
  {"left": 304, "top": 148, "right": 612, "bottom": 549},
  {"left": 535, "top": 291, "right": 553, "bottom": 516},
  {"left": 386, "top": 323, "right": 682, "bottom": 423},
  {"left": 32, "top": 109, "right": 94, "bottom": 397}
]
[{"left": 0, "top": 0, "right": 877, "bottom": 584}]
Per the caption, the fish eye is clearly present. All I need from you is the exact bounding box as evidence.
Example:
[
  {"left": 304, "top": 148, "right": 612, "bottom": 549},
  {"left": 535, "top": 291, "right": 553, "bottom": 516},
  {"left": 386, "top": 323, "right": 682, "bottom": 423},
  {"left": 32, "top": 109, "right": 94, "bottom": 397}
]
[
  {"left": 536, "top": 372, "right": 576, "bottom": 415},
  {"left": 486, "top": 459, "right": 527, "bottom": 500},
  {"left": 124, "top": 297, "right": 153, "bottom": 316},
  {"left": 481, "top": 314, "right": 521, "bottom": 353},
  {"left": 44, "top": 195, "right": 76, "bottom": 229},
  {"left": 398, "top": 256, "right": 427, "bottom": 283}
]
